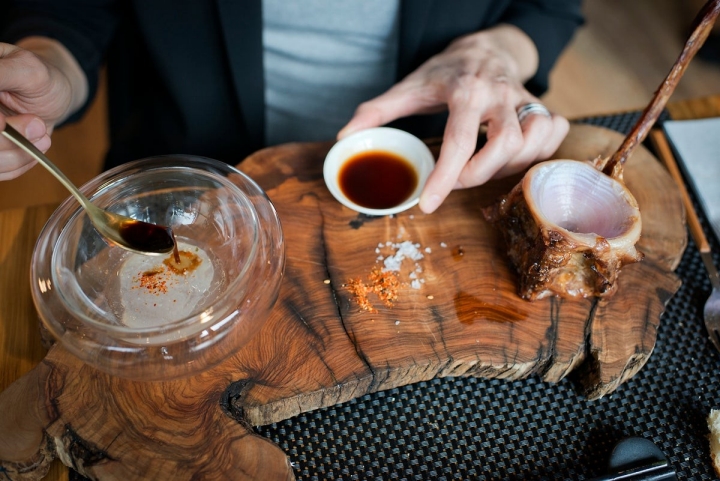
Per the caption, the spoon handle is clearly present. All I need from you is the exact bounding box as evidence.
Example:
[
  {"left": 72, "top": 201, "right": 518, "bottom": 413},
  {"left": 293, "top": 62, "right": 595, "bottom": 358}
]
[
  {"left": 2, "top": 123, "right": 175, "bottom": 255},
  {"left": 1, "top": 123, "right": 93, "bottom": 211}
]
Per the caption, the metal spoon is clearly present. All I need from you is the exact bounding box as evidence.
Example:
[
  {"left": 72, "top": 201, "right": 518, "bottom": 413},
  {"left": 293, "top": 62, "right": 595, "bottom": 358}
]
[{"left": 2, "top": 123, "right": 175, "bottom": 255}]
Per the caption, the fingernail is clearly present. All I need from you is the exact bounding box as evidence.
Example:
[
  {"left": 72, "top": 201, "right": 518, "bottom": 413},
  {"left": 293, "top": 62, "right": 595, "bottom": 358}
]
[
  {"left": 420, "top": 194, "right": 442, "bottom": 214},
  {"left": 25, "top": 119, "right": 45, "bottom": 141}
]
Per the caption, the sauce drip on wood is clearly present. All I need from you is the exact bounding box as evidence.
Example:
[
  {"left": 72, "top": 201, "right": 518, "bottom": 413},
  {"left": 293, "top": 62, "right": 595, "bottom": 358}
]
[{"left": 339, "top": 150, "right": 418, "bottom": 210}]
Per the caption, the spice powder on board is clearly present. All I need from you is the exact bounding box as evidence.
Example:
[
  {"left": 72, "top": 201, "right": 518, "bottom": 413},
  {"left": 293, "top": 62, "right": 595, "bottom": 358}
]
[
  {"left": 344, "top": 239, "right": 434, "bottom": 312},
  {"left": 345, "top": 267, "right": 401, "bottom": 313}
]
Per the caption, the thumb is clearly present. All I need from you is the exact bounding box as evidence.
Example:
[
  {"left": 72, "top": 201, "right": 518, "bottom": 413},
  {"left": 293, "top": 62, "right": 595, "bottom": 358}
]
[{"left": 6, "top": 114, "right": 48, "bottom": 141}]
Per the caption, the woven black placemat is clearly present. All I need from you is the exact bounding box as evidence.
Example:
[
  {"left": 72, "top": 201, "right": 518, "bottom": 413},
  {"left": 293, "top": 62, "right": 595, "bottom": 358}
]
[{"left": 71, "top": 111, "right": 720, "bottom": 480}]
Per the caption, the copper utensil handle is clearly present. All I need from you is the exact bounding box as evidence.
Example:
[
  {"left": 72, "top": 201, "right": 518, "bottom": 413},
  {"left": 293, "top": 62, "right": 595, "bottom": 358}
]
[
  {"left": 649, "top": 129, "right": 710, "bottom": 253},
  {"left": 650, "top": 129, "right": 710, "bottom": 252},
  {"left": 649, "top": 129, "right": 720, "bottom": 290}
]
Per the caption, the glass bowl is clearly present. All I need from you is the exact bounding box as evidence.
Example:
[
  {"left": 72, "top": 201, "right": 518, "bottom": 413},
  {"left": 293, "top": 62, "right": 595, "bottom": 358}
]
[{"left": 31, "top": 155, "right": 284, "bottom": 381}]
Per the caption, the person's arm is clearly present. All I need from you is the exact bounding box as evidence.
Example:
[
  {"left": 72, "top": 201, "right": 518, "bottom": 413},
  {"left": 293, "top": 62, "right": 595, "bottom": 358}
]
[{"left": 340, "top": 0, "right": 583, "bottom": 214}]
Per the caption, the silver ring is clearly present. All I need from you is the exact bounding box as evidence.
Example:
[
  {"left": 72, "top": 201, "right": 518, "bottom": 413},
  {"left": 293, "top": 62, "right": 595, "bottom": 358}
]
[{"left": 517, "top": 102, "right": 552, "bottom": 123}]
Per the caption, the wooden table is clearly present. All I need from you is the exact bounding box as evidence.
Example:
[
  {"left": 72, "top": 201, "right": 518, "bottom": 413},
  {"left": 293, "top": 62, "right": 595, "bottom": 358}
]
[{"left": 0, "top": 95, "right": 717, "bottom": 481}]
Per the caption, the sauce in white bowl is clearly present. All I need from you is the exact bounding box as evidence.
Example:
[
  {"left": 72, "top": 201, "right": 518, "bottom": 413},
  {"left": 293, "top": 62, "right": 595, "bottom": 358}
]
[{"left": 323, "top": 127, "right": 435, "bottom": 216}]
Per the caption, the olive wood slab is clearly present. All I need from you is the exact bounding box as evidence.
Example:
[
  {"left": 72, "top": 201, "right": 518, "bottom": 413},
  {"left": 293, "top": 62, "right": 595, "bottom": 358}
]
[{"left": 0, "top": 124, "right": 686, "bottom": 480}]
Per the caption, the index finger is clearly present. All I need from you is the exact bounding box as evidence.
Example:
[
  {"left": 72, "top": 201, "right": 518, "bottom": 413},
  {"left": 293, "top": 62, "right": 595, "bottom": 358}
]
[
  {"left": 457, "top": 105, "right": 526, "bottom": 185},
  {"left": 418, "top": 98, "right": 485, "bottom": 214}
]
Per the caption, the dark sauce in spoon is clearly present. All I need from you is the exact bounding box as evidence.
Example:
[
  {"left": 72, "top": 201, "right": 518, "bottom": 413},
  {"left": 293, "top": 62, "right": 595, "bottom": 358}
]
[{"left": 118, "top": 219, "right": 178, "bottom": 259}]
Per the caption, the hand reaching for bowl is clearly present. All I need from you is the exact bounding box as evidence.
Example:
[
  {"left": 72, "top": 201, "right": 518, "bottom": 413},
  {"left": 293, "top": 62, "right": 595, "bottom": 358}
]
[
  {"left": 0, "top": 38, "right": 87, "bottom": 180},
  {"left": 338, "top": 25, "right": 569, "bottom": 214}
]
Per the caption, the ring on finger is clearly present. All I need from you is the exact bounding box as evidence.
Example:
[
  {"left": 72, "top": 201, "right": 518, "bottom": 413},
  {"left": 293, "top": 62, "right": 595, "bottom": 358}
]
[{"left": 517, "top": 102, "right": 552, "bottom": 123}]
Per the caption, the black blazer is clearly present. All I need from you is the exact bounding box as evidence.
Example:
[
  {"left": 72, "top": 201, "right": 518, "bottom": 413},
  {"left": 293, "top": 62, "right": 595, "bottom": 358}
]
[{"left": 3, "top": 0, "right": 583, "bottom": 169}]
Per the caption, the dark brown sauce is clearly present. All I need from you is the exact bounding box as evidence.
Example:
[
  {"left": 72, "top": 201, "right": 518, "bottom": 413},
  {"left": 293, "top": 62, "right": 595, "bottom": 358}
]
[
  {"left": 118, "top": 219, "right": 176, "bottom": 255},
  {"left": 163, "top": 250, "right": 202, "bottom": 275},
  {"left": 339, "top": 150, "right": 418, "bottom": 210}
]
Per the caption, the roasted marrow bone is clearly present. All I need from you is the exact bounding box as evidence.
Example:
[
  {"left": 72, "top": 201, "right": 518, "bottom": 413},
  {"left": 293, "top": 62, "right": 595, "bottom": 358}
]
[
  {"left": 483, "top": 160, "right": 643, "bottom": 301},
  {"left": 484, "top": 0, "right": 720, "bottom": 301}
]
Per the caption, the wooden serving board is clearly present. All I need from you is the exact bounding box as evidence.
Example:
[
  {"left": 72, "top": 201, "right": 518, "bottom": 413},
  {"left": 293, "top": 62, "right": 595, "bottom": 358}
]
[{"left": 0, "top": 124, "right": 686, "bottom": 480}]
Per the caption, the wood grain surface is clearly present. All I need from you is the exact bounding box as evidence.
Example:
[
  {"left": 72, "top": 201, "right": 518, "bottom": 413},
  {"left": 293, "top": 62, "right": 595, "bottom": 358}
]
[{"left": 0, "top": 123, "right": 686, "bottom": 480}]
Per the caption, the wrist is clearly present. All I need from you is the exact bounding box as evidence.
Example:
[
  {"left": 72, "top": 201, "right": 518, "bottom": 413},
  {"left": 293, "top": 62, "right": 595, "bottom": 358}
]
[
  {"left": 454, "top": 25, "right": 539, "bottom": 84},
  {"left": 15, "top": 36, "right": 88, "bottom": 124}
]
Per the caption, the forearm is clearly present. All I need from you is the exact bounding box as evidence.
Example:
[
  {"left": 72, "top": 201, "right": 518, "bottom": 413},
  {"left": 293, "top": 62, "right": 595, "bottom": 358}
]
[{"left": 15, "top": 36, "right": 88, "bottom": 124}]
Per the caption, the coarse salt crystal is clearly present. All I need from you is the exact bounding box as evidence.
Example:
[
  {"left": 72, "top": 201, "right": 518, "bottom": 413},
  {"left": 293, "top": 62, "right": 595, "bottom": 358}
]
[
  {"left": 382, "top": 240, "right": 424, "bottom": 272},
  {"left": 383, "top": 257, "right": 401, "bottom": 272}
]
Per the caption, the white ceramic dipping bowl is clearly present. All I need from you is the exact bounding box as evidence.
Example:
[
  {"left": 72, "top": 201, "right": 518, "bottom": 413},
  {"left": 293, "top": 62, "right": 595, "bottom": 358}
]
[{"left": 323, "top": 127, "right": 435, "bottom": 216}]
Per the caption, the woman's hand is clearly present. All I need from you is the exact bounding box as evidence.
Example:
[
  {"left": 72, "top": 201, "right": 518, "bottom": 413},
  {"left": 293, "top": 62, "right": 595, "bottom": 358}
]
[
  {"left": 339, "top": 25, "right": 569, "bottom": 214},
  {"left": 0, "top": 38, "right": 87, "bottom": 180}
]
